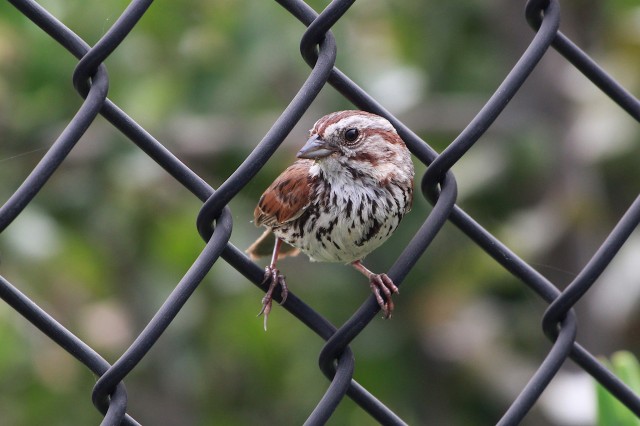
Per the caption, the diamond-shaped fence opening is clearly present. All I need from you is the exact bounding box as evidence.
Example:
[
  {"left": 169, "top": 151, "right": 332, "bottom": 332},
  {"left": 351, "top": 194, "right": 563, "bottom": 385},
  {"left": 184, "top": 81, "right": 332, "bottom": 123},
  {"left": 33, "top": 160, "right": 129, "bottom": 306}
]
[{"left": 0, "top": 0, "right": 639, "bottom": 424}]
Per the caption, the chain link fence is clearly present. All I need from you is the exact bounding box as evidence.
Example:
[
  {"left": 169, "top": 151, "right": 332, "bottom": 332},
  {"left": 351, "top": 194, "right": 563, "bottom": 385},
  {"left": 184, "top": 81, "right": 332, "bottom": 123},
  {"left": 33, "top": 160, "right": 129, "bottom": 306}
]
[{"left": 1, "top": 0, "right": 640, "bottom": 424}]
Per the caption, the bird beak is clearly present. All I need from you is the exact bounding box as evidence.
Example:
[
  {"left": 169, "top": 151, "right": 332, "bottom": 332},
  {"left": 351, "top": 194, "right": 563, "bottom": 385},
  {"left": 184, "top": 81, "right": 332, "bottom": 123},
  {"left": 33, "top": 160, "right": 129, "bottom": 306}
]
[{"left": 296, "top": 134, "right": 337, "bottom": 159}]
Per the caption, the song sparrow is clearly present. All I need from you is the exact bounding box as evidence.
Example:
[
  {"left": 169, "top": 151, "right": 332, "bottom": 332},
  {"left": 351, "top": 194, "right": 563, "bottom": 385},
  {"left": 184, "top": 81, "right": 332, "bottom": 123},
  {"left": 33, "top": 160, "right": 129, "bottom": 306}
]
[{"left": 247, "top": 110, "right": 414, "bottom": 329}]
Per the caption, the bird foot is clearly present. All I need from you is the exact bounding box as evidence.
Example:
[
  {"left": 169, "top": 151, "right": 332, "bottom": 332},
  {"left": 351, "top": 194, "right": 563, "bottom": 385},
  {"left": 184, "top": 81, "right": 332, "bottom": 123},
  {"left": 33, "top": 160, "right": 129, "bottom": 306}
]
[
  {"left": 369, "top": 273, "right": 399, "bottom": 319},
  {"left": 257, "top": 266, "right": 288, "bottom": 330}
]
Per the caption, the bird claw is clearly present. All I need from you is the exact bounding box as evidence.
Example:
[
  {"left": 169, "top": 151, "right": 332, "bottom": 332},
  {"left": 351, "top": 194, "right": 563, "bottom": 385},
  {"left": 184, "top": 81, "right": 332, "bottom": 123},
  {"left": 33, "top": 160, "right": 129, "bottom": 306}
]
[
  {"left": 257, "top": 266, "right": 288, "bottom": 330},
  {"left": 369, "top": 273, "right": 399, "bottom": 319}
]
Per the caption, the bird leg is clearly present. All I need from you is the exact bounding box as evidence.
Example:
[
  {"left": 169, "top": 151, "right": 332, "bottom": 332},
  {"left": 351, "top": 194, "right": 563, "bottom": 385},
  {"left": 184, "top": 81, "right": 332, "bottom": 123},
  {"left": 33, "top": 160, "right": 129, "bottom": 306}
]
[
  {"left": 351, "top": 260, "right": 399, "bottom": 319},
  {"left": 257, "top": 237, "right": 288, "bottom": 330}
]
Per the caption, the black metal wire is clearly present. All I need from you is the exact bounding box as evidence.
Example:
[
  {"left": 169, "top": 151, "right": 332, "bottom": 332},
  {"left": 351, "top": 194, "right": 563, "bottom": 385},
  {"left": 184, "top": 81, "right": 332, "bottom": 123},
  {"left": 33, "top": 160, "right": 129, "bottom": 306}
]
[{"left": 1, "top": 0, "right": 639, "bottom": 424}]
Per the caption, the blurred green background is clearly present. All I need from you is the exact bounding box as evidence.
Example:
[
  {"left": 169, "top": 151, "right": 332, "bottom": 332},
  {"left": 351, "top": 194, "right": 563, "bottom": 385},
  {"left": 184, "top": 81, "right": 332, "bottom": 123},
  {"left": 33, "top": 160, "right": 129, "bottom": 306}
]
[{"left": 0, "top": 0, "right": 639, "bottom": 424}]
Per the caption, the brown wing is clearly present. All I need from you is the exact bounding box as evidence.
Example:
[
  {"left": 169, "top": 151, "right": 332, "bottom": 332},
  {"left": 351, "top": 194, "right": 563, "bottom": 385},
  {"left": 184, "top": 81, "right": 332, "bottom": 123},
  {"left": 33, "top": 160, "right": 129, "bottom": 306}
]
[{"left": 254, "top": 159, "right": 313, "bottom": 228}]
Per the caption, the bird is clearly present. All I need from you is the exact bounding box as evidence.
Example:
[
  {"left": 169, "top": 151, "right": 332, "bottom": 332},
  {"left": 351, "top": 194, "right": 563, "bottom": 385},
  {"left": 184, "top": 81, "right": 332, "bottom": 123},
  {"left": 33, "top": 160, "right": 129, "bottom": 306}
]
[{"left": 247, "top": 110, "right": 414, "bottom": 329}]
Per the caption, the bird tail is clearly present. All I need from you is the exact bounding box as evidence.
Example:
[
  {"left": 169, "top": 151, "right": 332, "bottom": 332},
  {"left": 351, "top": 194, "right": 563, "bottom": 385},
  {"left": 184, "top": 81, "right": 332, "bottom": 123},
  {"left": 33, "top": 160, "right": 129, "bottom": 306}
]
[{"left": 246, "top": 229, "right": 301, "bottom": 260}]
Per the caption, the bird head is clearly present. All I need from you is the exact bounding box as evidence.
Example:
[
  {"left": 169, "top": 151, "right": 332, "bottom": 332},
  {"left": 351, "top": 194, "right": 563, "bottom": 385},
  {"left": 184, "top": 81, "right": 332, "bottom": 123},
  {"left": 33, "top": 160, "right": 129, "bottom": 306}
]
[{"left": 297, "top": 110, "right": 413, "bottom": 181}]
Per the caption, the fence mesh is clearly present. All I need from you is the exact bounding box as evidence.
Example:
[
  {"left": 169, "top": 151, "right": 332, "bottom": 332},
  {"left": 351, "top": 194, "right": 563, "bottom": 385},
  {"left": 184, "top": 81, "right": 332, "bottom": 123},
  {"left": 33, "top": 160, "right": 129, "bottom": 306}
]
[{"left": 1, "top": 0, "right": 640, "bottom": 424}]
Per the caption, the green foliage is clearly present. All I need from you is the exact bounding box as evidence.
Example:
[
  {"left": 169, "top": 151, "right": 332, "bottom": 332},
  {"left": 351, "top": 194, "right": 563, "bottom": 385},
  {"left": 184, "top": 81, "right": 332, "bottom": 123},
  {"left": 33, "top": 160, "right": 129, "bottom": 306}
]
[
  {"left": 0, "top": 0, "right": 638, "bottom": 424},
  {"left": 596, "top": 352, "right": 640, "bottom": 426}
]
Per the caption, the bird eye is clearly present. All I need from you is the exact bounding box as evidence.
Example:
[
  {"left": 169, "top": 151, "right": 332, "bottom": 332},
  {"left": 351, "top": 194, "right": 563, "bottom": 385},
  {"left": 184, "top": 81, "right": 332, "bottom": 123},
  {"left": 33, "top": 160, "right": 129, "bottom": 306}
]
[{"left": 344, "top": 128, "right": 359, "bottom": 142}]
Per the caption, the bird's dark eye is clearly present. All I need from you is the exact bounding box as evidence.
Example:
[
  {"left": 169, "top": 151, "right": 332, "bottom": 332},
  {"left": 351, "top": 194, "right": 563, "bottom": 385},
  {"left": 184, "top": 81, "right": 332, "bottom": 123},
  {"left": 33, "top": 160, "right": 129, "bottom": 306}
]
[{"left": 344, "top": 128, "right": 359, "bottom": 142}]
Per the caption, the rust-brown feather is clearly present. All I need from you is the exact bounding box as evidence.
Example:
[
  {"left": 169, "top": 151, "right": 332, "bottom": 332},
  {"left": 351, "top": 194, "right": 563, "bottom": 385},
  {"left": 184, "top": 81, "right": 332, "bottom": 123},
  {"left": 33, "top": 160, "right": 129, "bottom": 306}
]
[
  {"left": 253, "top": 159, "right": 313, "bottom": 228},
  {"left": 247, "top": 160, "right": 312, "bottom": 260}
]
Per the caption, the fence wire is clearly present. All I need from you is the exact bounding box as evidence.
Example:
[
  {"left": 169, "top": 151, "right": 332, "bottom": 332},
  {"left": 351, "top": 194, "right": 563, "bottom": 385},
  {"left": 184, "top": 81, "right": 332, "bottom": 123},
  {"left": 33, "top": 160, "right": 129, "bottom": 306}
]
[{"left": 1, "top": 0, "right": 640, "bottom": 425}]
